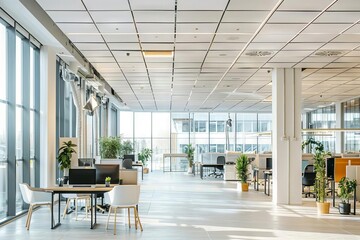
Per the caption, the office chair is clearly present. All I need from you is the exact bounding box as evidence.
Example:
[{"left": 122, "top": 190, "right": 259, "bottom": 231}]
[
  {"left": 19, "top": 183, "right": 58, "bottom": 230},
  {"left": 214, "top": 156, "right": 226, "bottom": 178},
  {"left": 123, "top": 159, "right": 133, "bottom": 169},
  {"left": 105, "top": 185, "right": 143, "bottom": 235},
  {"left": 302, "top": 165, "right": 316, "bottom": 198}
]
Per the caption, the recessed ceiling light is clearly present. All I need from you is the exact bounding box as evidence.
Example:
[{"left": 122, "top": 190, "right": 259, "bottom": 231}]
[
  {"left": 245, "top": 51, "right": 273, "bottom": 57},
  {"left": 143, "top": 51, "right": 173, "bottom": 58},
  {"left": 314, "top": 50, "right": 343, "bottom": 57}
]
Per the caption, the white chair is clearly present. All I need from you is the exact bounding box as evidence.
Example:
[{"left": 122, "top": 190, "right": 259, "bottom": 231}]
[
  {"left": 104, "top": 185, "right": 143, "bottom": 235},
  {"left": 19, "top": 183, "right": 57, "bottom": 230},
  {"left": 62, "top": 194, "right": 91, "bottom": 220}
]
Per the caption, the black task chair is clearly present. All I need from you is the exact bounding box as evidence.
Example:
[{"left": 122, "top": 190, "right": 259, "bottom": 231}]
[
  {"left": 214, "top": 156, "right": 226, "bottom": 178},
  {"left": 302, "top": 165, "right": 316, "bottom": 198},
  {"left": 122, "top": 159, "right": 133, "bottom": 169}
]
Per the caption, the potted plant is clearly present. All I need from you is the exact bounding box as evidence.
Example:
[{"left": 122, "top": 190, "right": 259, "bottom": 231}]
[
  {"left": 99, "top": 136, "right": 121, "bottom": 159},
  {"left": 138, "top": 148, "right": 152, "bottom": 174},
  {"left": 184, "top": 144, "right": 195, "bottom": 174},
  {"left": 236, "top": 154, "right": 250, "bottom": 192},
  {"left": 338, "top": 177, "right": 357, "bottom": 215},
  {"left": 302, "top": 138, "right": 331, "bottom": 214},
  {"left": 57, "top": 140, "right": 77, "bottom": 184},
  {"left": 119, "top": 178, "right": 123, "bottom": 185},
  {"left": 121, "top": 140, "right": 134, "bottom": 157},
  {"left": 105, "top": 176, "right": 111, "bottom": 187}
]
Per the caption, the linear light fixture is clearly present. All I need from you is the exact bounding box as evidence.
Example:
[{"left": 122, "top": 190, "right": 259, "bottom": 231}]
[{"left": 142, "top": 50, "right": 173, "bottom": 58}]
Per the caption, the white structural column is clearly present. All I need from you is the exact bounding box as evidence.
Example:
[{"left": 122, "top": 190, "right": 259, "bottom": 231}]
[
  {"left": 272, "top": 68, "right": 302, "bottom": 205},
  {"left": 40, "top": 46, "right": 57, "bottom": 187}
]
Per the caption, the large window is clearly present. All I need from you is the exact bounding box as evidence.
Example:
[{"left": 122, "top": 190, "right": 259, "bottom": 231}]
[
  {"left": 0, "top": 22, "right": 7, "bottom": 221},
  {"left": 304, "top": 105, "right": 336, "bottom": 152},
  {"left": 344, "top": 98, "right": 360, "bottom": 152},
  {"left": 0, "top": 18, "right": 40, "bottom": 222}
]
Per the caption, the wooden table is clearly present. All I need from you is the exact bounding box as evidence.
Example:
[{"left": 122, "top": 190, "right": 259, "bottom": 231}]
[
  {"left": 133, "top": 163, "right": 144, "bottom": 180},
  {"left": 45, "top": 186, "right": 113, "bottom": 229},
  {"left": 162, "top": 153, "right": 188, "bottom": 172}
]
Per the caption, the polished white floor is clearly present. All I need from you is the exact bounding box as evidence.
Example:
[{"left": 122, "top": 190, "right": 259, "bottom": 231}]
[{"left": 1, "top": 172, "right": 360, "bottom": 239}]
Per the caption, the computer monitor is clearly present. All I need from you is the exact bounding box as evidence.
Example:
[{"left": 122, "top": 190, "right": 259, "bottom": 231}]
[
  {"left": 78, "top": 158, "right": 94, "bottom": 167},
  {"left": 69, "top": 169, "right": 96, "bottom": 186},
  {"left": 266, "top": 158, "right": 272, "bottom": 170},
  {"left": 95, "top": 164, "right": 120, "bottom": 184},
  {"left": 123, "top": 154, "right": 135, "bottom": 162},
  {"left": 326, "top": 157, "right": 335, "bottom": 180}
]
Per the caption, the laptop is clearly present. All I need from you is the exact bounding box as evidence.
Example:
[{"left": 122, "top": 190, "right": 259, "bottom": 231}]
[{"left": 68, "top": 169, "right": 96, "bottom": 187}]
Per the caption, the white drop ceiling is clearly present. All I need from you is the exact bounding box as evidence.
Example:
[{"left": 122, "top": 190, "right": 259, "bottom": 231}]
[{"left": 36, "top": 0, "right": 360, "bottom": 112}]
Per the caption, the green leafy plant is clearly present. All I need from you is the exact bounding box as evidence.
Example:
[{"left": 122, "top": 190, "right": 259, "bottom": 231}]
[
  {"left": 338, "top": 177, "right": 357, "bottom": 204},
  {"left": 302, "top": 138, "right": 330, "bottom": 203},
  {"left": 236, "top": 154, "right": 250, "bottom": 183},
  {"left": 105, "top": 176, "right": 111, "bottom": 182},
  {"left": 99, "top": 136, "right": 121, "bottom": 158},
  {"left": 138, "top": 148, "right": 152, "bottom": 167},
  {"left": 184, "top": 144, "right": 195, "bottom": 168},
  {"left": 57, "top": 141, "right": 77, "bottom": 171},
  {"left": 121, "top": 140, "right": 134, "bottom": 156}
]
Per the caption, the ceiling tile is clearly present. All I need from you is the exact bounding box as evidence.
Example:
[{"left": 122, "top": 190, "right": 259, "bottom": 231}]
[
  {"left": 58, "top": 23, "right": 98, "bottom": 33},
  {"left": 97, "top": 23, "right": 136, "bottom": 33},
  {"left": 129, "top": 0, "right": 175, "bottom": 10},
  {"left": 46, "top": 11, "right": 92, "bottom": 23},
  {"left": 303, "top": 24, "right": 352, "bottom": 34},
  {"left": 278, "top": 0, "right": 334, "bottom": 11},
  {"left": 37, "top": 0, "right": 85, "bottom": 10},
  {"left": 90, "top": 11, "right": 133, "bottom": 22},
  {"left": 137, "top": 23, "right": 174, "bottom": 33},
  {"left": 293, "top": 33, "right": 336, "bottom": 42},
  {"left": 176, "top": 34, "right": 214, "bottom": 42},
  {"left": 83, "top": 0, "right": 130, "bottom": 10},
  {"left": 133, "top": 11, "right": 174, "bottom": 22},
  {"left": 260, "top": 24, "right": 306, "bottom": 34},
  {"left": 222, "top": 10, "right": 269, "bottom": 22},
  {"left": 177, "top": 0, "right": 228, "bottom": 10},
  {"left": 227, "top": 0, "right": 279, "bottom": 10},
  {"left": 329, "top": 0, "right": 360, "bottom": 11},
  {"left": 214, "top": 34, "right": 252, "bottom": 42},
  {"left": 217, "top": 23, "right": 260, "bottom": 33},
  {"left": 177, "top": 11, "right": 222, "bottom": 22},
  {"left": 268, "top": 12, "right": 318, "bottom": 23}
]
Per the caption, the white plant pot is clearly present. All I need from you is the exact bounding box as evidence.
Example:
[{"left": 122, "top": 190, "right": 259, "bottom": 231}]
[{"left": 187, "top": 167, "right": 193, "bottom": 174}]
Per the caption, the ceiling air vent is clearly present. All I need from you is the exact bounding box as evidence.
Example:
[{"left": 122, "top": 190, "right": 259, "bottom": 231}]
[
  {"left": 314, "top": 50, "right": 343, "bottom": 57},
  {"left": 245, "top": 51, "right": 273, "bottom": 57}
]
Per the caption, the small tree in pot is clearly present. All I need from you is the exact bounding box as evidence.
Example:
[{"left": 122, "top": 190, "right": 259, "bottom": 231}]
[
  {"left": 184, "top": 144, "right": 195, "bottom": 174},
  {"left": 57, "top": 140, "right": 77, "bottom": 184},
  {"left": 236, "top": 154, "right": 250, "bottom": 192},
  {"left": 138, "top": 148, "right": 152, "bottom": 174},
  {"left": 121, "top": 140, "right": 134, "bottom": 157},
  {"left": 302, "top": 138, "right": 331, "bottom": 214},
  {"left": 338, "top": 177, "right": 357, "bottom": 215}
]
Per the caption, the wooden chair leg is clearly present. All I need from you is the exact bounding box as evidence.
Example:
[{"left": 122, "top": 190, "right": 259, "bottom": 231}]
[
  {"left": 113, "top": 207, "right": 117, "bottom": 235},
  {"left": 133, "top": 207, "right": 137, "bottom": 230},
  {"left": 127, "top": 208, "right": 131, "bottom": 228},
  {"left": 134, "top": 207, "right": 143, "bottom": 231},
  {"left": 62, "top": 198, "right": 71, "bottom": 219},
  {"left": 106, "top": 206, "right": 112, "bottom": 230},
  {"left": 27, "top": 205, "right": 34, "bottom": 230},
  {"left": 25, "top": 205, "right": 32, "bottom": 229}
]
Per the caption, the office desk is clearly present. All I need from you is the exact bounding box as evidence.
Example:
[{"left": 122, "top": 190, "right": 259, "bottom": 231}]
[
  {"left": 200, "top": 164, "right": 224, "bottom": 179},
  {"left": 264, "top": 170, "right": 272, "bottom": 196},
  {"left": 133, "top": 163, "right": 144, "bottom": 180},
  {"left": 163, "top": 153, "right": 188, "bottom": 172},
  {"left": 45, "top": 186, "right": 113, "bottom": 229}
]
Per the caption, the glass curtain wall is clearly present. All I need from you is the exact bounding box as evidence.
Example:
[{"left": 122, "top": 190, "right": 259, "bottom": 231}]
[
  {"left": 0, "top": 18, "right": 40, "bottom": 222},
  {"left": 0, "top": 21, "right": 7, "bottom": 221},
  {"left": 119, "top": 112, "right": 272, "bottom": 171},
  {"left": 343, "top": 98, "right": 360, "bottom": 152},
  {"left": 305, "top": 105, "right": 336, "bottom": 152}
]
